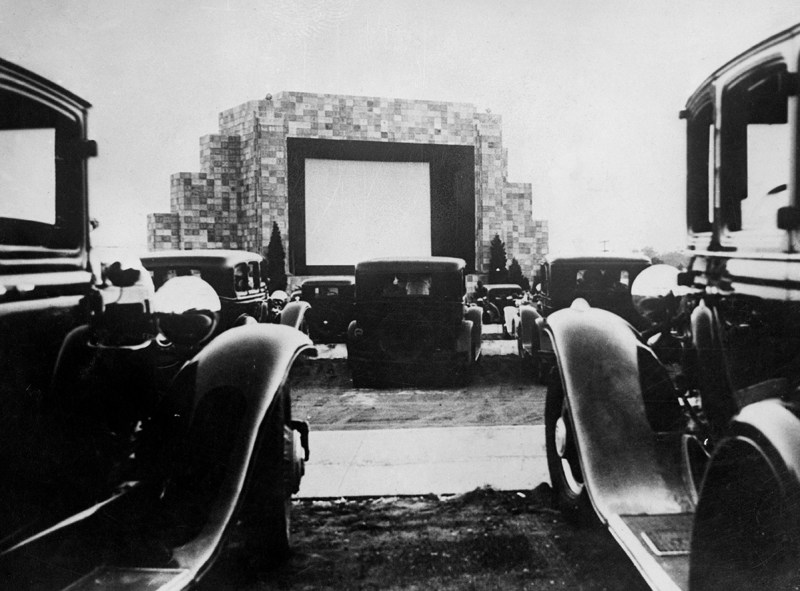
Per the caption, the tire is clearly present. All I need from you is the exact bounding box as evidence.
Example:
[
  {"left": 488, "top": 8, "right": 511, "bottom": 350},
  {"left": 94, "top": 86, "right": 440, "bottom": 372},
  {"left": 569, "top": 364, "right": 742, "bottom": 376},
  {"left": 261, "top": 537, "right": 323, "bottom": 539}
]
[
  {"left": 238, "top": 386, "right": 295, "bottom": 566},
  {"left": 536, "top": 356, "right": 550, "bottom": 385},
  {"left": 545, "top": 370, "right": 594, "bottom": 524},
  {"left": 350, "top": 362, "right": 373, "bottom": 388}
]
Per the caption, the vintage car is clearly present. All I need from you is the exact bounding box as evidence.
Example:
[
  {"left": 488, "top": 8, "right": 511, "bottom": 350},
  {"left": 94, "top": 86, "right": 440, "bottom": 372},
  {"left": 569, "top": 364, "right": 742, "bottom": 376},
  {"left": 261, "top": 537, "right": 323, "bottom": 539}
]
[
  {"left": 0, "top": 58, "right": 311, "bottom": 589},
  {"left": 544, "top": 24, "right": 800, "bottom": 590},
  {"left": 299, "top": 276, "right": 355, "bottom": 343},
  {"left": 346, "top": 257, "right": 482, "bottom": 386},
  {"left": 140, "top": 249, "right": 309, "bottom": 332},
  {"left": 476, "top": 283, "right": 524, "bottom": 336},
  {"left": 517, "top": 254, "right": 651, "bottom": 382}
]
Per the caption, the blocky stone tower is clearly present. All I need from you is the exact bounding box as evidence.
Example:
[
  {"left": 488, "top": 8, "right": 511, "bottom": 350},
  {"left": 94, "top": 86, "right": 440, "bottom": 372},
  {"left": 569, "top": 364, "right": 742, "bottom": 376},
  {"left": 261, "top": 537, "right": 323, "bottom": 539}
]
[{"left": 148, "top": 91, "right": 548, "bottom": 280}]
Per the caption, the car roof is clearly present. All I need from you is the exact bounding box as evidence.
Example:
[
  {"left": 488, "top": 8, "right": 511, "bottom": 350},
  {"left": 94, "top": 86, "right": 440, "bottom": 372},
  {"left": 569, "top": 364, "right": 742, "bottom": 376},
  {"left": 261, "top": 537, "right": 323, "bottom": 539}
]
[
  {"left": 485, "top": 283, "right": 523, "bottom": 291},
  {"left": 355, "top": 257, "right": 466, "bottom": 274},
  {"left": 301, "top": 276, "right": 356, "bottom": 287},
  {"left": 545, "top": 254, "right": 651, "bottom": 266},
  {"left": 686, "top": 23, "right": 800, "bottom": 111},
  {"left": 139, "top": 249, "right": 263, "bottom": 268}
]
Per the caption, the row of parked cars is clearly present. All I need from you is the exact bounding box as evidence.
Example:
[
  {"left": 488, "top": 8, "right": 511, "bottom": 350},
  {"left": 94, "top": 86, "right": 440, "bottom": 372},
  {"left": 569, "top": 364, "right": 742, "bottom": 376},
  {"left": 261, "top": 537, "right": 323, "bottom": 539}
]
[{"left": 6, "top": 21, "right": 800, "bottom": 589}]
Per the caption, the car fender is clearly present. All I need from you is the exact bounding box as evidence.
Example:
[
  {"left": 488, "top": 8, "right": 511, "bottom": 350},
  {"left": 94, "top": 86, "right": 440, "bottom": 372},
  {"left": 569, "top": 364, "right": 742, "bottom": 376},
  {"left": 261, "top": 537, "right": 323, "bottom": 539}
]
[
  {"left": 690, "top": 398, "right": 800, "bottom": 590},
  {"left": 518, "top": 304, "right": 542, "bottom": 356},
  {"left": 155, "top": 323, "right": 313, "bottom": 571},
  {"left": 503, "top": 305, "right": 518, "bottom": 335},
  {"left": 280, "top": 299, "right": 311, "bottom": 331},
  {"left": 464, "top": 304, "right": 482, "bottom": 360},
  {"left": 456, "top": 319, "right": 472, "bottom": 353},
  {"left": 546, "top": 306, "right": 693, "bottom": 520}
]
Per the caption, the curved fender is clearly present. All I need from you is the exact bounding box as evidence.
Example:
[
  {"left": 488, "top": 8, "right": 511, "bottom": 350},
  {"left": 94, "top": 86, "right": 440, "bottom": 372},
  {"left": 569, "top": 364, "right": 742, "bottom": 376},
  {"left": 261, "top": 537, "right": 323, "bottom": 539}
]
[
  {"left": 279, "top": 300, "right": 311, "bottom": 331},
  {"left": 465, "top": 305, "right": 482, "bottom": 360},
  {"left": 547, "top": 306, "right": 693, "bottom": 520},
  {"left": 456, "top": 319, "right": 473, "bottom": 354},
  {"left": 518, "top": 305, "right": 541, "bottom": 357},
  {"left": 161, "top": 323, "right": 313, "bottom": 571},
  {"left": 690, "top": 399, "right": 800, "bottom": 590},
  {"left": 503, "top": 305, "right": 517, "bottom": 335}
]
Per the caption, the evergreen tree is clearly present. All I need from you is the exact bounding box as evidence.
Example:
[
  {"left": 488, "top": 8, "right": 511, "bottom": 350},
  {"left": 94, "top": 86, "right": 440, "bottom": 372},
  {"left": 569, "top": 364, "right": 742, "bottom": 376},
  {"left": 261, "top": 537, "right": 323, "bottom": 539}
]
[
  {"left": 488, "top": 234, "right": 508, "bottom": 284},
  {"left": 264, "top": 221, "right": 287, "bottom": 292},
  {"left": 507, "top": 258, "right": 530, "bottom": 291}
]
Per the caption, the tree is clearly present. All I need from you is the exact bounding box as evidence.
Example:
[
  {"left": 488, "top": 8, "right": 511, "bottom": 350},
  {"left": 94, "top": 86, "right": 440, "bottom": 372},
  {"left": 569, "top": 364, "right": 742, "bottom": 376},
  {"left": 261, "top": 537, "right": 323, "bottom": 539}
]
[
  {"left": 507, "top": 258, "right": 530, "bottom": 291},
  {"left": 264, "top": 221, "right": 287, "bottom": 292},
  {"left": 488, "top": 234, "right": 509, "bottom": 284}
]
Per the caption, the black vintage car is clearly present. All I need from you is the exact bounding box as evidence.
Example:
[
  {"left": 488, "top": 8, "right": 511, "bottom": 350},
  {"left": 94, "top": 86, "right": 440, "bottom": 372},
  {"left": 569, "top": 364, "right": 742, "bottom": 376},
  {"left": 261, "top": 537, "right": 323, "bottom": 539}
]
[
  {"left": 0, "top": 58, "right": 311, "bottom": 590},
  {"left": 477, "top": 283, "right": 524, "bottom": 327},
  {"left": 346, "top": 257, "right": 482, "bottom": 387},
  {"left": 517, "top": 254, "right": 651, "bottom": 382},
  {"left": 140, "top": 249, "right": 267, "bottom": 328},
  {"left": 299, "top": 276, "right": 355, "bottom": 343},
  {"left": 542, "top": 23, "right": 800, "bottom": 590},
  {"left": 140, "top": 249, "right": 310, "bottom": 333}
]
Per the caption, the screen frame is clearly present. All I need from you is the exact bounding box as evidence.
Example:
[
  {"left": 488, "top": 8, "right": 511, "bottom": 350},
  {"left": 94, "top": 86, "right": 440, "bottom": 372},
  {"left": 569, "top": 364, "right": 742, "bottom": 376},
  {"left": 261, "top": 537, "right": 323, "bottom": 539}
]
[{"left": 287, "top": 138, "right": 475, "bottom": 276}]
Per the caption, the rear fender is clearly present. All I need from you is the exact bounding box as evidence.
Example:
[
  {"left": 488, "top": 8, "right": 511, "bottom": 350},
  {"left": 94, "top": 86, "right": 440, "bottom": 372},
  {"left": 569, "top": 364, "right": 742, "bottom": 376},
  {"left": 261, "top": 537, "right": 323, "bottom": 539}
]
[
  {"left": 464, "top": 305, "right": 482, "bottom": 360},
  {"left": 456, "top": 319, "right": 473, "bottom": 354},
  {"left": 279, "top": 300, "right": 311, "bottom": 331},
  {"left": 153, "top": 323, "right": 313, "bottom": 571},
  {"left": 547, "top": 306, "right": 693, "bottom": 520},
  {"left": 518, "top": 305, "right": 542, "bottom": 356},
  {"left": 690, "top": 399, "right": 800, "bottom": 590}
]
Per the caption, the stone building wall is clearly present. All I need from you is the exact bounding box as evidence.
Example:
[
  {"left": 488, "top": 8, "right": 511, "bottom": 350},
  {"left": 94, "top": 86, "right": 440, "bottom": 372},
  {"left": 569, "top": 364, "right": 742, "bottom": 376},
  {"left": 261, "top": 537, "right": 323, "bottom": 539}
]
[{"left": 147, "top": 91, "right": 548, "bottom": 280}]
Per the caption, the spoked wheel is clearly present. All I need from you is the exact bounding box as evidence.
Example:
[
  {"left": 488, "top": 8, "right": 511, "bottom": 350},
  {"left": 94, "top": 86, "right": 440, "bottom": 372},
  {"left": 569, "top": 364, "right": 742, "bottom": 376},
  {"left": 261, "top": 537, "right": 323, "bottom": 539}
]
[{"left": 545, "top": 370, "right": 594, "bottom": 524}]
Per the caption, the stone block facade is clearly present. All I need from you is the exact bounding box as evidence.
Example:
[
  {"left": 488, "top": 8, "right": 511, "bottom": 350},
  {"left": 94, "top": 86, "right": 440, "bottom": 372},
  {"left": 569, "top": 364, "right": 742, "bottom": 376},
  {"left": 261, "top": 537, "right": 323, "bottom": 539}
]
[{"left": 147, "top": 91, "right": 548, "bottom": 280}]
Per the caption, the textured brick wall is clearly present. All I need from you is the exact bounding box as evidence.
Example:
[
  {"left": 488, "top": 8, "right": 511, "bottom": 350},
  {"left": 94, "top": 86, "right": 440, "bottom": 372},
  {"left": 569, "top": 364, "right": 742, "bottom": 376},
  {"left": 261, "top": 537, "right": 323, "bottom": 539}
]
[{"left": 147, "top": 91, "right": 548, "bottom": 279}]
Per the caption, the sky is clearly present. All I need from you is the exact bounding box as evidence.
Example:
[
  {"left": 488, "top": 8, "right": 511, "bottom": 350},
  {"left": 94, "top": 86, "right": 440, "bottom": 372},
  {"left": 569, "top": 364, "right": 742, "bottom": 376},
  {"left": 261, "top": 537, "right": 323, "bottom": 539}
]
[{"left": 2, "top": 0, "right": 799, "bottom": 258}]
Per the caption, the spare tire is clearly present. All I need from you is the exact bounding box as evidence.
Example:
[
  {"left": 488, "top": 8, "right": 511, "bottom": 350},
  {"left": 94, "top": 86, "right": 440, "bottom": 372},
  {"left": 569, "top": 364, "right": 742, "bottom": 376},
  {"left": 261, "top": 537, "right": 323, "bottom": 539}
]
[{"left": 378, "top": 311, "right": 435, "bottom": 363}]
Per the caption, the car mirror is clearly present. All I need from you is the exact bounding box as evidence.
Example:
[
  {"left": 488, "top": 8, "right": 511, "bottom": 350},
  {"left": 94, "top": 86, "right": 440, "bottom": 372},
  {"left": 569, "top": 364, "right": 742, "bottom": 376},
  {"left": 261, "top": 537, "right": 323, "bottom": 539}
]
[{"left": 153, "top": 276, "right": 221, "bottom": 345}]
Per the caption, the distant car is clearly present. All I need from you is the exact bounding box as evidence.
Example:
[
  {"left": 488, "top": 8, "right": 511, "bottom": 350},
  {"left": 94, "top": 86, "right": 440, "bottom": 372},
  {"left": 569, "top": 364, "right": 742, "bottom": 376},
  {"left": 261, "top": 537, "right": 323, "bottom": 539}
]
[
  {"left": 518, "top": 255, "right": 651, "bottom": 382},
  {"left": 141, "top": 249, "right": 310, "bottom": 333},
  {"left": 0, "top": 58, "right": 310, "bottom": 590},
  {"left": 347, "top": 257, "right": 482, "bottom": 386},
  {"left": 300, "top": 276, "right": 355, "bottom": 343},
  {"left": 477, "top": 283, "right": 524, "bottom": 337},
  {"left": 141, "top": 249, "right": 267, "bottom": 329}
]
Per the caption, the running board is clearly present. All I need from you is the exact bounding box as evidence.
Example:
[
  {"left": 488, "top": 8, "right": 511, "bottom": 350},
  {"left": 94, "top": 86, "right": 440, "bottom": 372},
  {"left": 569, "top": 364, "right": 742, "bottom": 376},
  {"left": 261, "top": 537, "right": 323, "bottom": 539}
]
[
  {"left": 607, "top": 512, "right": 694, "bottom": 591},
  {"left": 63, "top": 567, "right": 191, "bottom": 591}
]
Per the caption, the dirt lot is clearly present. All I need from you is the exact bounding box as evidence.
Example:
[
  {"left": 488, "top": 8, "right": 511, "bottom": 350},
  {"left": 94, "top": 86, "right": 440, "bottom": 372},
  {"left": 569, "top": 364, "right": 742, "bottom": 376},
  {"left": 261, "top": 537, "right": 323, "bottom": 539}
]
[
  {"left": 200, "top": 487, "right": 646, "bottom": 591},
  {"left": 200, "top": 334, "right": 647, "bottom": 590},
  {"left": 290, "top": 353, "right": 545, "bottom": 431}
]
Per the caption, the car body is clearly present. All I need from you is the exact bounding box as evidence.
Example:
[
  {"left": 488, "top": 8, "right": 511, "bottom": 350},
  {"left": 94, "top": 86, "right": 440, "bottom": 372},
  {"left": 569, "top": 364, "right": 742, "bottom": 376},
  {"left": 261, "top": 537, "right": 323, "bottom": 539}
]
[
  {"left": 140, "top": 249, "right": 310, "bottom": 333},
  {"left": 543, "top": 24, "right": 800, "bottom": 590},
  {"left": 517, "top": 254, "right": 651, "bottom": 382},
  {"left": 0, "top": 58, "right": 311, "bottom": 590},
  {"left": 299, "top": 276, "right": 355, "bottom": 343},
  {"left": 346, "top": 257, "right": 482, "bottom": 386},
  {"left": 477, "top": 283, "right": 524, "bottom": 335},
  {"left": 140, "top": 249, "right": 267, "bottom": 328}
]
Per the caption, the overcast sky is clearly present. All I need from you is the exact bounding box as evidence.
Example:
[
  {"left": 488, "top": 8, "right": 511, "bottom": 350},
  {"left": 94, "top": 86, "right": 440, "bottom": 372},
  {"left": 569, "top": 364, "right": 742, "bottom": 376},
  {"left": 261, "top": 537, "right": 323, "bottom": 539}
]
[{"left": 3, "top": 0, "right": 799, "bottom": 257}]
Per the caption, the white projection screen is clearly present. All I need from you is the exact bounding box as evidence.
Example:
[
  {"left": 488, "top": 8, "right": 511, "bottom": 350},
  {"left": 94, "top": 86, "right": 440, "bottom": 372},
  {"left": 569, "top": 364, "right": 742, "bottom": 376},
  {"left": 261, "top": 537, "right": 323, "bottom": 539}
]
[{"left": 304, "top": 159, "right": 432, "bottom": 266}]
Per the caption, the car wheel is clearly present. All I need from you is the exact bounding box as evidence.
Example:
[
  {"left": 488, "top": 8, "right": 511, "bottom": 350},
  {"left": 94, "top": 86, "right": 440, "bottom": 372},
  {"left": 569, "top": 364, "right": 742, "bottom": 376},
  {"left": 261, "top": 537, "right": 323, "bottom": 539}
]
[
  {"left": 239, "top": 387, "right": 294, "bottom": 566},
  {"left": 350, "top": 362, "right": 370, "bottom": 388},
  {"left": 545, "top": 370, "right": 594, "bottom": 524},
  {"left": 536, "top": 355, "right": 551, "bottom": 385}
]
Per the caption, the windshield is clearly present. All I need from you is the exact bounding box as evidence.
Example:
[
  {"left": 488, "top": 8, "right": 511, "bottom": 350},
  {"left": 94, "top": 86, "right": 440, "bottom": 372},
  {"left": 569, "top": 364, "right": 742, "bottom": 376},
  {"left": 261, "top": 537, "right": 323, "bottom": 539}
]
[
  {"left": 720, "top": 64, "right": 792, "bottom": 242},
  {"left": 0, "top": 88, "right": 85, "bottom": 252},
  {"left": 357, "top": 272, "right": 463, "bottom": 300}
]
